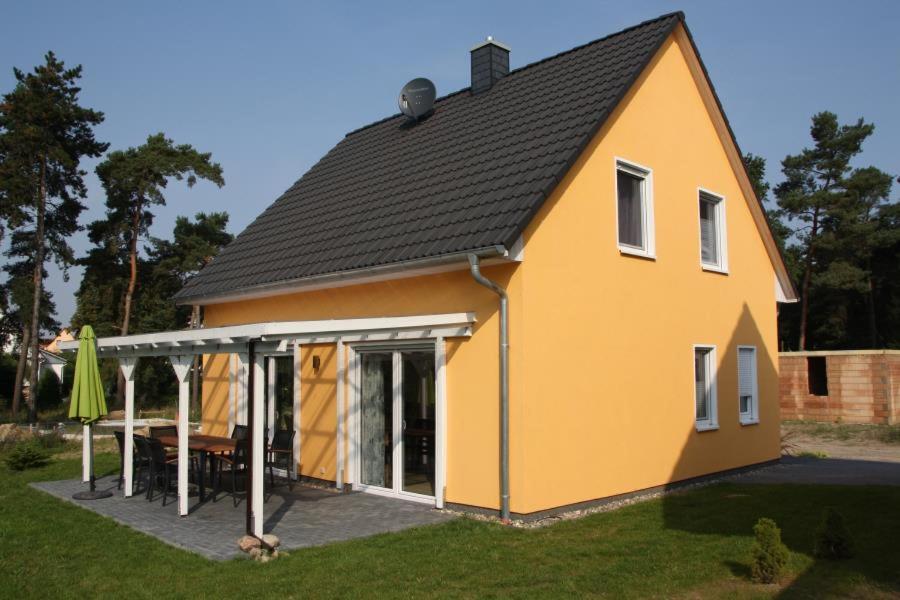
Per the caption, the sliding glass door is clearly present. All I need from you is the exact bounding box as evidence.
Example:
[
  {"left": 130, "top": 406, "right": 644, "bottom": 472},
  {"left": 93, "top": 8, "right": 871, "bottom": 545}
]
[{"left": 358, "top": 347, "right": 436, "bottom": 499}]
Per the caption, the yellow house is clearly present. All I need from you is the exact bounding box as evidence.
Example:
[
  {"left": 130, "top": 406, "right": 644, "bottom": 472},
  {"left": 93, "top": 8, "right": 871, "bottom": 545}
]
[{"left": 166, "top": 12, "right": 796, "bottom": 521}]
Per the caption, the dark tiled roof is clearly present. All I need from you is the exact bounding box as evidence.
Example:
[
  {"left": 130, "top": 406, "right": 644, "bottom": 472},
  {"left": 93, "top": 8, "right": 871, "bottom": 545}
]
[{"left": 175, "top": 12, "right": 683, "bottom": 302}]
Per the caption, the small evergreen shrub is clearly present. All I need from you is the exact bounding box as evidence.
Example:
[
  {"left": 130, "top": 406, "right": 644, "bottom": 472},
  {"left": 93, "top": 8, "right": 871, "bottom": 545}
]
[
  {"left": 4, "top": 439, "right": 51, "bottom": 471},
  {"left": 750, "top": 517, "right": 789, "bottom": 583},
  {"left": 814, "top": 507, "right": 854, "bottom": 559}
]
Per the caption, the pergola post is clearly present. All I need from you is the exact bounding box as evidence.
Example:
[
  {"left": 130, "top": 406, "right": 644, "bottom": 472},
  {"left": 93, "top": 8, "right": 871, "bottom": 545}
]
[
  {"left": 237, "top": 352, "right": 249, "bottom": 426},
  {"left": 227, "top": 354, "right": 236, "bottom": 436},
  {"left": 119, "top": 357, "right": 137, "bottom": 496},
  {"left": 251, "top": 352, "right": 265, "bottom": 537},
  {"left": 434, "top": 336, "right": 447, "bottom": 509},
  {"left": 335, "top": 338, "right": 345, "bottom": 490},
  {"left": 292, "top": 341, "right": 302, "bottom": 480},
  {"left": 170, "top": 355, "right": 193, "bottom": 517}
]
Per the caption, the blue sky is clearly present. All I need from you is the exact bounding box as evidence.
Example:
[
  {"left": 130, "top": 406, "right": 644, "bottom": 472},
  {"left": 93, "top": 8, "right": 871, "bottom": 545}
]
[{"left": 2, "top": 0, "right": 899, "bottom": 324}]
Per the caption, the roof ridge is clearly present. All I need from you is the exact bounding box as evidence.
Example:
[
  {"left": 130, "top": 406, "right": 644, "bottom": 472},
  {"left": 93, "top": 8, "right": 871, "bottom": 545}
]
[{"left": 344, "top": 11, "right": 684, "bottom": 138}]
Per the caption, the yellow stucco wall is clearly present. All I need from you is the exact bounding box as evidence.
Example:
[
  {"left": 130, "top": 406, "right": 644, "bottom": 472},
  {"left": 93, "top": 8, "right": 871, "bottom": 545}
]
[
  {"left": 513, "top": 29, "right": 780, "bottom": 513},
  {"left": 201, "top": 266, "right": 522, "bottom": 511},
  {"left": 199, "top": 26, "right": 781, "bottom": 514}
]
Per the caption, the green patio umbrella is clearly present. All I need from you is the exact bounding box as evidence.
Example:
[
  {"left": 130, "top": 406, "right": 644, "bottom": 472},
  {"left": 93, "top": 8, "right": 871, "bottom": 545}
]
[{"left": 69, "top": 325, "right": 113, "bottom": 500}]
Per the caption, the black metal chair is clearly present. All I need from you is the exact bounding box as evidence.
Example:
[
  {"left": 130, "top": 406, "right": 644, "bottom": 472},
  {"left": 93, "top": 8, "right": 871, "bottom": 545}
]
[
  {"left": 214, "top": 439, "right": 248, "bottom": 506},
  {"left": 114, "top": 430, "right": 145, "bottom": 492},
  {"left": 145, "top": 437, "right": 196, "bottom": 505},
  {"left": 149, "top": 425, "right": 178, "bottom": 439},
  {"left": 231, "top": 424, "right": 248, "bottom": 441},
  {"left": 267, "top": 429, "right": 296, "bottom": 491},
  {"left": 133, "top": 435, "right": 154, "bottom": 497}
]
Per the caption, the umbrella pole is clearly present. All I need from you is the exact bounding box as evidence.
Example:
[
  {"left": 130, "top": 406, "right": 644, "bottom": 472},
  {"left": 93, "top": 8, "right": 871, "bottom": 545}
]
[{"left": 73, "top": 423, "right": 113, "bottom": 500}]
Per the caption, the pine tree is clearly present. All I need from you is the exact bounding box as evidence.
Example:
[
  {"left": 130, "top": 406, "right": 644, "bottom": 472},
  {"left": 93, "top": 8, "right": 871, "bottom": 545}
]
[
  {"left": 93, "top": 133, "right": 224, "bottom": 404},
  {"left": 0, "top": 52, "right": 107, "bottom": 421},
  {"left": 774, "top": 112, "right": 874, "bottom": 350}
]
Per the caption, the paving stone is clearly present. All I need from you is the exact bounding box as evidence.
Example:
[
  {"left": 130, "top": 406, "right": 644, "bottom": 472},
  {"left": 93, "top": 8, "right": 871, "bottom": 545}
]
[{"left": 31, "top": 475, "right": 455, "bottom": 561}]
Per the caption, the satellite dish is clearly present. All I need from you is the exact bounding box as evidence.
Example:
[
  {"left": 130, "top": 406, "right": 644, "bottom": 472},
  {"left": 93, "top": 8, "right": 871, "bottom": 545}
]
[{"left": 398, "top": 78, "right": 436, "bottom": 121}]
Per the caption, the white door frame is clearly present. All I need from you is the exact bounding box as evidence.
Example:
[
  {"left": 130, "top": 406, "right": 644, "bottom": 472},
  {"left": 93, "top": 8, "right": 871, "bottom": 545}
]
[{"left": 350, "top": 340, "right": 446, "bottom": 507}]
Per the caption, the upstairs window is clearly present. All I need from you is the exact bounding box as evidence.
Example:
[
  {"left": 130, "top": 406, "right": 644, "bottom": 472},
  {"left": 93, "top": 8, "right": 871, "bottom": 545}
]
[
  {"left": 698, "top": 189, "right": 727, "bottom": 272},
  {"left": 694, "top": 345, "right": 718, "bottom": 431},
  {"left": 738, "top": 346, "right": 758, "bottom": 424},
  {"left": 616, "top": 159, "right": 654, "bottom": 257}
]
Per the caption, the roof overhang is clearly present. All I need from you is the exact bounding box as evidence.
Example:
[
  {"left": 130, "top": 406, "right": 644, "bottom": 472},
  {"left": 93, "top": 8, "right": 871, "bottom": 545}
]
[
  {"left": 56, "top": 313, "right": 476, "bottom": 359},
  {"left": 175, "top": 242, "right": 523, "bottom": 307}
]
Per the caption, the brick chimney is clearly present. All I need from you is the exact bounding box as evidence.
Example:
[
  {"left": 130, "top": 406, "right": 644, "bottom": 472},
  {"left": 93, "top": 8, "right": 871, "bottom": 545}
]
[{"left": 470, "top": 36, "right": 510, "bottom": 94}]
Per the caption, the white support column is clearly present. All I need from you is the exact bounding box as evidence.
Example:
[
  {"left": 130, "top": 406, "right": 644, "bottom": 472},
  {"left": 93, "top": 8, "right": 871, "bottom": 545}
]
[
  {"left": 293, "top": 341, "right": 302, "bottom": 480},
  {"left": 119, "top": 357, "right": 137, "bottom": 497},
  {"left": 239, "top": 352, "right": 250, "bottom": 426},
  {"left": 82, "top": 425, "right": 92, "bottom": 483},
  {"left": 227, "top": 354, "right": 236, "bottom": 436},
  {"left": 252, "top": 353, "right": 266, "bottom": 537},
  {"left": 266, "top": 357, "right": 276, "bottom": 444},
  {"left": 435, "top": 336, "right": 447, "bottom": 509},
  {"left": 335, "top": 339, "right": 345, "bottom": 490},
  {"left": 170, "top": 355, "right": 193, "bottom": 517}
]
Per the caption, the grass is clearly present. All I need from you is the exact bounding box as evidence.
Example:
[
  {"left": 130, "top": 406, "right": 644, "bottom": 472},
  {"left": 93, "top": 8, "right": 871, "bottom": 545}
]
[
  {"left": 784, "top": 420, "right": 900, "bottom": 445},
  {"left": 796, "top": 450, "right": 829, "bottom": 459},
  {"left": 1, "top": 450, "right": 899, "bottom": 598}
]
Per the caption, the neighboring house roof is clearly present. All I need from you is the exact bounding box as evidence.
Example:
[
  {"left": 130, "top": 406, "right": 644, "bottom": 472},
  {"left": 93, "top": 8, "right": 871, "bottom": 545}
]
[
  {"left": 176, "top": 11, "right": 796, "bottom": 304},
  {"left": 176, "top": 12, "right": 683, "bottom": 303}
]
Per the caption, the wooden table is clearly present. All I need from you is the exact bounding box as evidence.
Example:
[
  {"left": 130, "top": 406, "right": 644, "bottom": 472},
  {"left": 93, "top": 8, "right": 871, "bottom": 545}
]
[{"left": 157, "top": 435, "right": 237, "bottom": 502}]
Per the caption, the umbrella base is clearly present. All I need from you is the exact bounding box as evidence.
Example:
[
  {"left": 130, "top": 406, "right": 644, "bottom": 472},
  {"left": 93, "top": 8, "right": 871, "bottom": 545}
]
[{"left": 72, "top": 489, "right": 114, "bottom": 500}]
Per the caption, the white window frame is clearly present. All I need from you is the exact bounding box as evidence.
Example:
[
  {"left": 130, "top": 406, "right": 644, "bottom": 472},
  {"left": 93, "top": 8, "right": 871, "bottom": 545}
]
[
  {"left": 737, "top": 345, "right": 759, "bottom": 425},
  {"left": 693, "top": 344, "right": 719, "bottom": 432},
  {"left": 615, "top": 158, "right": 655, "bottom": 259},
  {"left": 697, "top": 187, "right": 728, "bottom": 273}
]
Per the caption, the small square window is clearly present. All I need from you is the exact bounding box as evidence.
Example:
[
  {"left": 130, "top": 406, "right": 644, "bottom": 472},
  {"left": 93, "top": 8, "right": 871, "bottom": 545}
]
[
  {"left": 616, "top": 160, "right": 654, "bottom": 257},
  {"left": 694, "top": 345, "right": 718, "bottom": 431},
  {"left": 698, "top": 190, "right": 727, "bottom": 272}
]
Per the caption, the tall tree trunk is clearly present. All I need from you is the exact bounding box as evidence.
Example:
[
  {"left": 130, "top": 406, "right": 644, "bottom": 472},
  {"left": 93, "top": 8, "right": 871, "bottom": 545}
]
[
  {"left": 190, "top": 305, "right": 201, "bottom": 420},
  {"left": 117, "top": 199, "right": 142, "bottom": 406},
  {"left": 798, "top": 208, "right": 820, "bottom": 351},
  {"left": 866, "top": 272, "right": 879, "bottom": 348},
  {"left": 26, "top": 157, "right": 47, "bottom": 423},
  {"left": 11, "top": 325, "right": 31, "bottom": 417}
]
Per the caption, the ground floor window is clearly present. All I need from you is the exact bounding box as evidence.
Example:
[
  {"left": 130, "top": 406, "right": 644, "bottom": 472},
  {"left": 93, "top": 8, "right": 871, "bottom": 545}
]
[
  {"left": 694, "top": 345, "right": 718, "bottom": 431},
  {"left": 737, "top": 346, "right": 758, "bottom": 424}
]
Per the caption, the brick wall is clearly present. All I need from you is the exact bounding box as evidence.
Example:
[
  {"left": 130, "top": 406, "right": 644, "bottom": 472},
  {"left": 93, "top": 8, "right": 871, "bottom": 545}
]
[{"left": 779, "top": 351, "right": 900, "bottom": 424}]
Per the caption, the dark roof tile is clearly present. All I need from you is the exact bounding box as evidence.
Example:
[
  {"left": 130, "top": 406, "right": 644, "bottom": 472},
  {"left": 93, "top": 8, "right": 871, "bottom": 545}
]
[{"left": 175, "top": 12, "right": 683, "bottom": 302}]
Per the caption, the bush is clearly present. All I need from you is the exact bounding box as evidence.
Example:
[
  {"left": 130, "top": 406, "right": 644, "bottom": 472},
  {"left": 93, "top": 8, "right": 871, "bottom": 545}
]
[
  {"left": 814, "top": 507, "right": 854, "bottom": 559},
  {"left": 4, "top": 439, "right": 51, "bottom": 471},
  {"left": 751, "top": 517, "right": 789, "bottom": 584}
]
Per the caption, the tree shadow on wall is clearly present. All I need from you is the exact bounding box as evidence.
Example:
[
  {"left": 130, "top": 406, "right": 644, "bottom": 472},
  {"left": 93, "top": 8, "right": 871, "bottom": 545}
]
[{"left": 660, "top": 303, "right": 900, "bottom": 597}]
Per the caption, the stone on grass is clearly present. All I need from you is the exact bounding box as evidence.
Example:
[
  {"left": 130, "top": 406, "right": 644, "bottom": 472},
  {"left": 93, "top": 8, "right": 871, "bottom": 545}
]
[
  {"left": 262, "top": 533, "right": 281, "bottom": 548},
  {"left": 248, "top": 547, "right": 262, "bottom": 559},
  {"left": 238, "top": 535, "right": 261, "bottom": 553}
]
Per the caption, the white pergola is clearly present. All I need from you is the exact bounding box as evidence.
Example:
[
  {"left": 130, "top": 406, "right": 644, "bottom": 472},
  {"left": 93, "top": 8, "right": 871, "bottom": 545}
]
[{"left": 58, "top": 312, "right": 473, "bottom": 537}]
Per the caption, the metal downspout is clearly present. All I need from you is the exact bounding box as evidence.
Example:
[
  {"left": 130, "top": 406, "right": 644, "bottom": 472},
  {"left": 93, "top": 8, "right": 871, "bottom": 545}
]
[{"left": 468, "top": 254, "right": 510, "bottom": 522}]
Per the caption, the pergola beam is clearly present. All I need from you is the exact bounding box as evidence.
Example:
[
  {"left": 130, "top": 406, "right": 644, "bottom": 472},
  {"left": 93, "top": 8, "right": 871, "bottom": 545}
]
[{"left": 170, "top": 355, "right": 193, "bottom": 516}]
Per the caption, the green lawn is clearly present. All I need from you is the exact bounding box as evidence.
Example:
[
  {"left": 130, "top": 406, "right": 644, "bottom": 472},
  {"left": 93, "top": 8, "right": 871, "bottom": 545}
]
[{"left": 2, "top": 451, "right": 899, "bottom": 599}]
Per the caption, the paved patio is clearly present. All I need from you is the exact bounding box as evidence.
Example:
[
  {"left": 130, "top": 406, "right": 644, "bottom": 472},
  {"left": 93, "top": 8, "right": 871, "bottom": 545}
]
[{"left": 31, "top": 475, "right": 455, "bottom": 560}]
